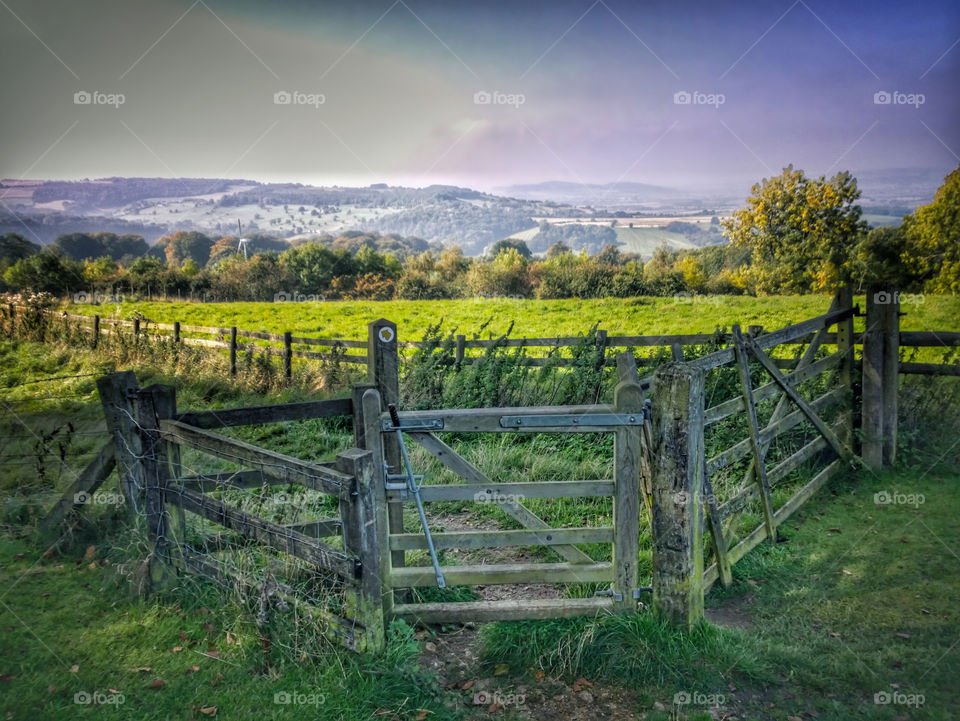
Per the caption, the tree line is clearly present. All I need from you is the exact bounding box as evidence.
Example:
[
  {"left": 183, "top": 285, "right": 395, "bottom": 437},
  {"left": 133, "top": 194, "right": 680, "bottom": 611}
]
[{"left": 2, "top": 164, "right": 957, "bottom": 301}]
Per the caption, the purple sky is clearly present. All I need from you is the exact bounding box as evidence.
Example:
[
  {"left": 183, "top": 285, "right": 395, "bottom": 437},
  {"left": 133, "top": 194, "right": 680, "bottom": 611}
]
[{"left": 1, "top": 0, "right": 958, "bottom": 193}]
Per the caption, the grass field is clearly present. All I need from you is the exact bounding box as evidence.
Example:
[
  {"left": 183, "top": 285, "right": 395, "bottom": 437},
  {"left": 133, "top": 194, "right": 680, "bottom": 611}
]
[
  {"left": 3, "top": 298, "right": 959, "bottom": 719},
  {"left": 68, "top": 294, "right": 960, "bottom": 342}
]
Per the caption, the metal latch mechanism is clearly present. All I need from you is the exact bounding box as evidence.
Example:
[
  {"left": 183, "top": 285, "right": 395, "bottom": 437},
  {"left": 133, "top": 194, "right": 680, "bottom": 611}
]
[{"left": 384, "top": 403, "right": 446, "bottom": 589}]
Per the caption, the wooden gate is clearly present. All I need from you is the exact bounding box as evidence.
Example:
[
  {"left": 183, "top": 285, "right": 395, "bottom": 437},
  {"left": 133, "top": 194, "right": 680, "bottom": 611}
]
[{"left": 355, "top": 354, "right": 652, "bottom": 625}]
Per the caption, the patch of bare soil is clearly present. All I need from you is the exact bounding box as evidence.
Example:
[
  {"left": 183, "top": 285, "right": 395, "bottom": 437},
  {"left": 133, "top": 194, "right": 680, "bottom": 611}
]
[
  {"left": 705, "top": 593, "right": 756, "bottom": 631},
  {"left": 414, "top": 511, "right": 646, "bottom": 719}
]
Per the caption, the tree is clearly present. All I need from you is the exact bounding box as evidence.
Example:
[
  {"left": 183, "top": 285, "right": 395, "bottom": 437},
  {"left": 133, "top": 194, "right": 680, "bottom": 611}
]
[
  {"left": 488, "top": 238, "right": 531, "bottom": 260},
  {"left": 0, "top": 233, "right": 41, "bottom": 289},
  {"left": 465, "top": 248, "right": 531, "bottom": 298},
  {"left": 722, "top": 165, "right": 867, "bottom": 293},
  {"left": 545, "top": 241, "right": 571, "bottom": 259},
  {"left": 155, "top": 231, "right": 214, "bottom": 268},
  {"left": 3, "top": 252, "right": 84, "bottom": 294},
  {"left": 899, "top": 165, "right": 960, "bottom": 293}
]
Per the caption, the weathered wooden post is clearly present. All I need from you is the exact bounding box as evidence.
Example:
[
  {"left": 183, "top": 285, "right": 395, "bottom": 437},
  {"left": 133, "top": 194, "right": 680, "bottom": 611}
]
[
  {"left": 134, "top": 384, "right": 181, "bottom": 595},
  {"left": 173, "top": 321, "right": 180, "bottom": 344},
  {"left": 650, "top": 362, "right": 705, "bottom": 629},
  {"left": 834, "top": 286, "right": 855, "bottom": 450},
  {"left": 133, "top": 317, "right": 140, "bottom": 341},
  {"left": 862, "top": 288, "right": 886, "bottom": 469},
  {"left": 455, "top": 334, "right": 466, "bottom": 367},
  {"left": 230, "top": 326, "right": 238, "bottom": 375},
  {"left": 336, "top": 444, "right": 387, "bottom": 652},
  {"left": 283, "top": 331, "right": 292, "bottom": 379},
  {"left": 97, "top": 371, "right": 144, "bottom": 514},
  {"left": 92, "top": 315, "right": 100, "bottom": 349},
  {"left": 364, "top": 389, "right": 394, "bottom": 622},
  {"left": 612, "top": 353, "right": 643, "bottom": 612},
  {"left": 882, "top": 291, "right": 900, "bottom": 466},
  {"left": 367, "top": 318, "right": 404, "bottom": 569}
]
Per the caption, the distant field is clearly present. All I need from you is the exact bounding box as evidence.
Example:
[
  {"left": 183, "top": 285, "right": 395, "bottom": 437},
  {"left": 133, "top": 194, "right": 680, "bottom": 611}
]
[
  {"left": 613, "top": 226, "right": 696, "bottom": 256},
  {"left": 68, "top": 294, "right": 960, "bottom": 342}
]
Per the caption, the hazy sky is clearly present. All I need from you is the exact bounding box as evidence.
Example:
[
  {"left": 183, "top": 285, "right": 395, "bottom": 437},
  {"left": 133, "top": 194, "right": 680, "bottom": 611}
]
[{"left": 1, "top": 0, "right": 958, "bottom": 192}]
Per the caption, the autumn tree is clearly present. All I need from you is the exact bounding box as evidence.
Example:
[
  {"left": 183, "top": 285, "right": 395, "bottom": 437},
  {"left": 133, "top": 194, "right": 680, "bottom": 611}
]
[
  {"left": 899, "top": 165, "right": 960, "bottom": 293},
  {"left": 722, "top": 166, "right": 867, "bottom": 294}
]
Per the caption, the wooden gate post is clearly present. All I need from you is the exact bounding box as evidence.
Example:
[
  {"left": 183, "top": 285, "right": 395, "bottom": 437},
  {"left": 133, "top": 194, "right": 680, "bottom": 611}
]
[
  {"left": 650, "top": 362, "right": 705, "bottom": 629},
  {"left": 881, "top": 290, "right": 900, "bottom": 466},
  {"left": 135, "top": 385, "right": 179, "bottom": 595},
  {"left": 97, "top": 371, "right": 144, "bottom": 514},
  {"left": 862, "top": 287, "right": 891, "bottom": 469},
  {"left": 612, "top": 353, "right": 643, "bottom": 611},
  {"left": 336, "top": 445, "right": 387, "bottom": 652},
  {"left": 367, "top": 319, "right": 404, "bottom": 569},
  {"left": 834, "top": 286, "right": 855, "bottom": 450}
]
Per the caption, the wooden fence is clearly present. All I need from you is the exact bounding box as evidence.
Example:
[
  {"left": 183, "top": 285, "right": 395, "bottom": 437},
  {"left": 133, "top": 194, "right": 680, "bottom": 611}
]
[{"left": 37, "top": 286, "right": 959, "bottom": 647}]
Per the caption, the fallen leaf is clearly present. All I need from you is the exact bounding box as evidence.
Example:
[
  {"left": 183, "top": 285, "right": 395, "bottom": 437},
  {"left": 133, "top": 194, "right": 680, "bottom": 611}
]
[
  {"left": 108, "top": 688, "right": 120, "bottom": 694},
  {"left": 171, "top": 646, "right": 183, "bottom": 653},
  {"left": 131, "top": 667, "right": 152, "bottom": 673},
  {"left": 829, "top": 632, "right": 840, "bottom": 638},
  {"left": 487, "top": 703, "right": 502, "bottom": 712},
  {"left": 493, "top": 663, "right": 509, "bottom": 676},
  {"left": 533, "top": 670, "right": 545, "bottom": 681},
  {"left": 69, "top": 665, "right": 79, "bottom": 673},
  {"left": 841, "top": 569, "right": 852, "bottom": 575},
  {"left": 461, "top": 680, "right": 474, "bottom": 691},
  {"left": 187, "top": 666, "right": 200, "bottom": 674},
  {"left": 204, "top": 650, "right": 221, "bottom": 659},
  {"left": 896, "top": 633, "right": 911, "bottom": 639},
  {"left": 226, "top": 631, "right": 235, "bottom": 645},
  {"left": 414, "top": 711, "right": 428, "bottom": 720},
  {"left": 199, "top": 706, "right": 217, "bottom": 716},
  {"left": 83, "top": 546, "right": 96, "bottom": 561},
  {"left": 148, "top": 679, "right": 165, "bottom": 689}
]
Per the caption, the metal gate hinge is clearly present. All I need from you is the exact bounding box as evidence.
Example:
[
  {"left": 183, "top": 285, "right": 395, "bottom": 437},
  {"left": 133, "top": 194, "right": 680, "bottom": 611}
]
[
  {"left": 500, "top": 413, "right": 645, "bottom": 428},
  {"left": 381, "top": 418, "right": 444, "bottom": 432}
]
